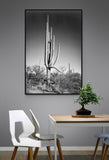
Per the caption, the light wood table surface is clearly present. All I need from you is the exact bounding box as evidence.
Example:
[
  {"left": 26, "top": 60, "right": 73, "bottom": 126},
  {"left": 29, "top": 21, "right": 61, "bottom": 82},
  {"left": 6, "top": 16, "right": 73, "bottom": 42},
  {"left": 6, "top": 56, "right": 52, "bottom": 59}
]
[{"left": 50, "top": 114, "right": 109, "bottom": 123}]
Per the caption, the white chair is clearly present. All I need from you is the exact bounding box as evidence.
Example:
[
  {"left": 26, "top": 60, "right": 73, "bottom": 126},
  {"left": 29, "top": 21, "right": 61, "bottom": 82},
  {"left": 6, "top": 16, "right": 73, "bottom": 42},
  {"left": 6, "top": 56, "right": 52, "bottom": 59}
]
[
  {"left": 93, "top": 133, "right": 109, "bottom": 160},
  {"left": 29, "top": 109, "right": 64, "bottom": 160},
  {"left": 9, "top": 110, "right": 41, "bottom": 160}
]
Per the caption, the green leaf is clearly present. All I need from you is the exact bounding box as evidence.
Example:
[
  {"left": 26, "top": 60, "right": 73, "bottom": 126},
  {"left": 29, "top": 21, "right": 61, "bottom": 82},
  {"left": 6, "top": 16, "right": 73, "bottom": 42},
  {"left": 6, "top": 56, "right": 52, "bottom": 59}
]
[{"left": 74, "top": 82, "right": 103, "bottom": 107}]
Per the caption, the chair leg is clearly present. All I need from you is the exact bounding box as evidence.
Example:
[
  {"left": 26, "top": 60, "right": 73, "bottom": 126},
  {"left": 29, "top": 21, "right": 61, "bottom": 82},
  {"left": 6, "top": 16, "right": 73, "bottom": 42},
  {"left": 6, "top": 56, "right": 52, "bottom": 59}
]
[
  {"left": 11, "top": 146, "right": 18, "bottom": 160},
  {"left": 47, "top": 146, "right": 53, "bottom": 160},
  {"left": 92, "top": 137, "right": 100, "bottom": 160},
  {"left": 101, "top": 143, "right": 106, "bottom": 160},
  {"left": 57, "top": 139, "right": 64, "bottom": 160},
  {"left": 33, "top": 147, "right": 39, "bottom": 160},
  {"left": 102, "top": 145, "right": 109, "bottom": 160},
  {"left": 29, "top": 148, "right": 33, "bottom": 160},
  {"left": 28, "top": 148, "right": 30, "bottom": 160}
]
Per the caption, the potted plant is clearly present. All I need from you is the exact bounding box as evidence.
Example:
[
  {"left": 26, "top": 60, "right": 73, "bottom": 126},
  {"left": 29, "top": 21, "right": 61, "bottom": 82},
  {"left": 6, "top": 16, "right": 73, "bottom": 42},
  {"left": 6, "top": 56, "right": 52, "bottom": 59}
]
[{"left": 74, "top": 82, "right": 103, "bottom": 115}]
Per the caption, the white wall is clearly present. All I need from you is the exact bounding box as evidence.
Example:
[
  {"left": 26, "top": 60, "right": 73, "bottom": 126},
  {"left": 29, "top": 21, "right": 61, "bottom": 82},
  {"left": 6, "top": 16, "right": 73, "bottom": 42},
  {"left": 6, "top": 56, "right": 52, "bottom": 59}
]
[{"left": 0, "top": 0, "right": 109, "bottom": 146}]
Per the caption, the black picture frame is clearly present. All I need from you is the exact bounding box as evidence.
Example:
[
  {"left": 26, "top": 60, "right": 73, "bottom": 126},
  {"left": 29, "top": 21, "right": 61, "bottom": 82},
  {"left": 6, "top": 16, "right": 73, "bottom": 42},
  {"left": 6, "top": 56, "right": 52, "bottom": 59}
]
[{"left": 25, "top": 9, "right": 83, "bottom": 95}]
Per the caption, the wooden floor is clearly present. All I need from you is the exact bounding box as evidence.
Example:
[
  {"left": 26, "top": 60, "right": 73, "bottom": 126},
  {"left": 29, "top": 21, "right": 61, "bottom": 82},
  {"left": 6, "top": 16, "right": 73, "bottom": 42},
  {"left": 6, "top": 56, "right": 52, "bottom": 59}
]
[{"left": 0, "top": 150, "right": 105, "bottom": 160}]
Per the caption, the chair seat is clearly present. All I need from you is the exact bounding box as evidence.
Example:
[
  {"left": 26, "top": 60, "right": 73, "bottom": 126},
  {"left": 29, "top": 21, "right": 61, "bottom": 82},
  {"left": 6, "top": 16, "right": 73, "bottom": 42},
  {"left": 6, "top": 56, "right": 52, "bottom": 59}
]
[
  {"left": 103, "top": 138, "right": 109, "bottom": 145},
  {"left": 18, "top": 137, "right": 41, "bottom": 147},
  {"left": 96, "top": 134, "right": 109, "bottom": 138},
  {"left": 34, "top": 133, "right": 64, "bottom": 141}
]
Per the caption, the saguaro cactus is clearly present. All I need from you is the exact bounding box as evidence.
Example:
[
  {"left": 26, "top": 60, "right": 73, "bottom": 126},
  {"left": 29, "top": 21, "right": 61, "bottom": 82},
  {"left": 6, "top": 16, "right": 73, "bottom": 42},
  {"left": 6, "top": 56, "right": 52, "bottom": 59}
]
[{"left": 44, "top": 15, "right": 60, "bottom": 90}]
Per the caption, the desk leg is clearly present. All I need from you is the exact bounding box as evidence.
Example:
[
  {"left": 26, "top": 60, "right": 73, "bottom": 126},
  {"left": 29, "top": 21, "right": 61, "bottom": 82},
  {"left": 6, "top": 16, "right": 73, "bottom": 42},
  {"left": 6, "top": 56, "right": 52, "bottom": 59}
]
[
  {"left": 54, "top": 123, "right": 57, "bottom": 160},
  {"left": 48, "top": 116, "right": 51, "bottom": 134},
  {"left": 102, "top": 126, "right": 105, "bottom": 149},
  {"left": 102, "top": 126, "right": 105, "bottom": 134}
]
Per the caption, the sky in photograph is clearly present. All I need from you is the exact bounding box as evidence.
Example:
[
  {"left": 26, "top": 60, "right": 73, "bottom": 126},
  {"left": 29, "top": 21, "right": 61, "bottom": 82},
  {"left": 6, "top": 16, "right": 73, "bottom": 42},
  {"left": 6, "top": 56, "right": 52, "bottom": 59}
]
[{"left": 26, "top": 10, "right": 82, "bottom": 74}]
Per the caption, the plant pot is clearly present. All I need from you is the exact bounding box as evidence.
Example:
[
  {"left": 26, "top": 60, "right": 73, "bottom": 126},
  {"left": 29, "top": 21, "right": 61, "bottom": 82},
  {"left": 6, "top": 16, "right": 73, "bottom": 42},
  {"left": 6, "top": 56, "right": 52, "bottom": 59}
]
[{"left": 76, "top": 106, "right": 91, "bottom": 115}]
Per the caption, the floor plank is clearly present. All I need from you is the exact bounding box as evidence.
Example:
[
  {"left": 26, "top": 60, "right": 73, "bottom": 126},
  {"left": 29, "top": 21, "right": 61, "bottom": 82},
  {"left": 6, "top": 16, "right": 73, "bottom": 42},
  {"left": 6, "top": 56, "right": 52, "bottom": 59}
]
[{"left": 0, "top": 151, "right": 108, "bottom": 160}]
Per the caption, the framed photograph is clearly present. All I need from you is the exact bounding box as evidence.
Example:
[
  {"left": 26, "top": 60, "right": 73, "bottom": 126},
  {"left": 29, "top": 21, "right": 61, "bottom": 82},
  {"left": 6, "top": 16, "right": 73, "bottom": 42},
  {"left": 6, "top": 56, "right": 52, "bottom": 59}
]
[{"left": 25, "top": 9, "right": 83, "bottom": 95}]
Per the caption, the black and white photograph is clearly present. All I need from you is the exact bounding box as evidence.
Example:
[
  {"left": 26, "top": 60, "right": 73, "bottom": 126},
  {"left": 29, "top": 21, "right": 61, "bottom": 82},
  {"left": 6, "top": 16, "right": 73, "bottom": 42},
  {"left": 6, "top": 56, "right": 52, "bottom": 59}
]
[{"left": 25, "top": 9, "right": 82, "bottom": 95}]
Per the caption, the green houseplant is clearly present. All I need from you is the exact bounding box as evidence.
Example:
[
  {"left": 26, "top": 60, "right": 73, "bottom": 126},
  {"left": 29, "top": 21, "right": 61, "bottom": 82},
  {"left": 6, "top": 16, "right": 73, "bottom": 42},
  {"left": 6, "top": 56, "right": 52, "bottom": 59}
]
[{"left": 74, "top": 82, "right": 103, "bottom": 115}]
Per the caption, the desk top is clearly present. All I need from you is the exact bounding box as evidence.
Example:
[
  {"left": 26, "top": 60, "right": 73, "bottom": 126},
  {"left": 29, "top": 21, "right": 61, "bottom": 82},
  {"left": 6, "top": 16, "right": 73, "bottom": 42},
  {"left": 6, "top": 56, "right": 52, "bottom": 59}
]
[{"left": 50, "top": 114, "right": 109, "bottom": 123}]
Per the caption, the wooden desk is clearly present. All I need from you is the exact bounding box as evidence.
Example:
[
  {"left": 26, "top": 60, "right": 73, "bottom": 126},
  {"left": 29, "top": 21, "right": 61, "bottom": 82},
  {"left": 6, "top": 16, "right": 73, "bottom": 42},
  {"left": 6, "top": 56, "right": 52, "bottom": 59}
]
[{"left": 48, "top": 114, "right": 109, "bottom": 160}]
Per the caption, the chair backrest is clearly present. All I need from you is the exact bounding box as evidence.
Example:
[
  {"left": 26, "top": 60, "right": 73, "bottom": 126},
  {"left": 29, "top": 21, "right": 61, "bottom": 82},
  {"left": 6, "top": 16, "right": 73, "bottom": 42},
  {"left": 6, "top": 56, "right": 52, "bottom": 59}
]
[
  {"left": 29, "top": 109, "right": 40, "bottom": 134},
  {"left": 9, "top": 110, "right": 35, "bottom": 145}
]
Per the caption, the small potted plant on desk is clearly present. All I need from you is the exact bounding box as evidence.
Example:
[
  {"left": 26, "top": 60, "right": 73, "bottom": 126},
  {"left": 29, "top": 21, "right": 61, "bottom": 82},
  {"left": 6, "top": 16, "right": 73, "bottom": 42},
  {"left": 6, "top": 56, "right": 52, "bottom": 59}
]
[{"left": 74, "top": 82, "right": 103, "bottom": 115}]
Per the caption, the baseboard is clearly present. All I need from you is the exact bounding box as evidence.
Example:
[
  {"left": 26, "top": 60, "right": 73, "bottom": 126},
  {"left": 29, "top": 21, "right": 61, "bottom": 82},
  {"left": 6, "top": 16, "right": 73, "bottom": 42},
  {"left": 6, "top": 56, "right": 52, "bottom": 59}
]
[{"left": 0, "top": 146, "right": 102, "bottom": 151}]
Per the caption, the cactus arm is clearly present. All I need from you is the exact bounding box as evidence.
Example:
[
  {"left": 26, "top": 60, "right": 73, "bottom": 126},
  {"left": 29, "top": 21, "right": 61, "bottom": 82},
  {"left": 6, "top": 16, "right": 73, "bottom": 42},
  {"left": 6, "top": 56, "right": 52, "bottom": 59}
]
[
  {"left": 53, "top": 43, "right": 60, "bottom": 66},
  {"left": 50, "top": 27, "right": 54, "bottom": 60},
  {"left": 50, "top": 66, "right": 62, "bottom": 73}
]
